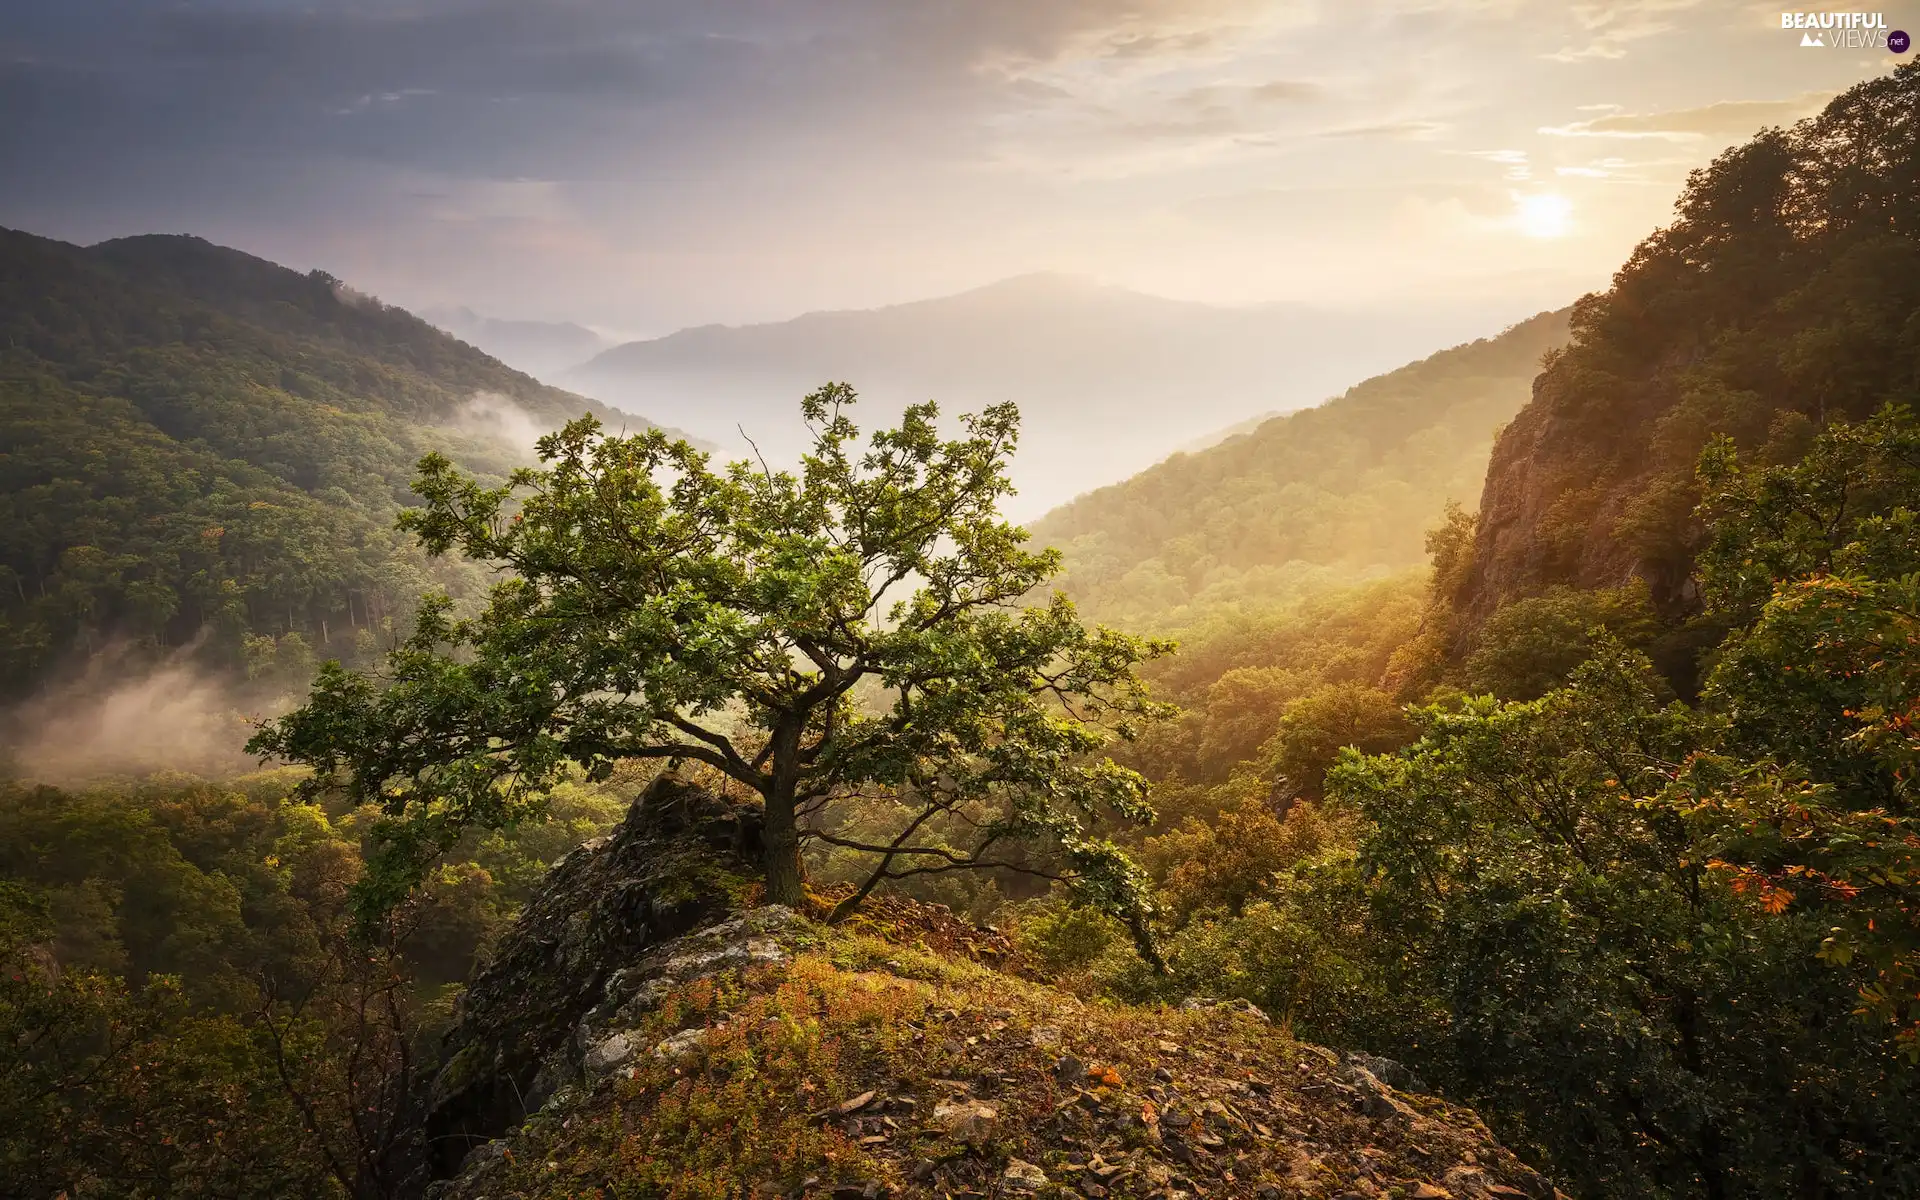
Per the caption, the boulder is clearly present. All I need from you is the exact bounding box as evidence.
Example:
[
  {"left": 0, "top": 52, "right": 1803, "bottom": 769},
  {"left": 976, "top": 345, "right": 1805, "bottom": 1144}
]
[{"left": 418, "top": 776, "right": 763, "bottom": 1181}]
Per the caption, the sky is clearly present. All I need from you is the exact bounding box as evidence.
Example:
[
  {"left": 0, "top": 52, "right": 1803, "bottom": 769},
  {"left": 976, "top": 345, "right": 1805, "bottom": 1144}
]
[{"left": 0, "top": 1, "right": 1908, "bottom": 336}]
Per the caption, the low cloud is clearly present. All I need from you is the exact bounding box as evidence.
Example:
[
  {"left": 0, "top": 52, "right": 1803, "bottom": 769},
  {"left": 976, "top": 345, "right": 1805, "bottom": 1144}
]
[
  {"left": 449, "top": 391, "right": 554, "bottom": 456},
  {"left": 330, "top": 278, "right": 383, "bottom": 308},
  {"left": 1, "top": 650, "right": 272, "bottom": 783}
]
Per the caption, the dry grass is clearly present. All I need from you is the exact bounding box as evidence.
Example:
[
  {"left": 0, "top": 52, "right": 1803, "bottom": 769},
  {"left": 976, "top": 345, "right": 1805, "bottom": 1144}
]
[{"left": 478, "top": 913, "right": 1550, "bottom": 1200}]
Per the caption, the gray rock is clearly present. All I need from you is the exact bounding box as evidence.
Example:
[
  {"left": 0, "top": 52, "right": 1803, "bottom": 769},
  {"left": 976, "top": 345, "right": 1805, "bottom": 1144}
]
[
  {"left": 1003, "top": 1158, "right": 1048, "bottom": 1192},
  {"left": 932, "top": 1098, "right": 999, "bottom": 1144},
  {"left": 1179, "top": 996, "right": 1270, "bottom": 1023},
  {"left": 583, "top": 1031, "right": 639, "bottom": 1076},
  {"left": 652, "top": 1026, "right": 713, "bottom": 1060},
  {"left": 1056, "top": 1053, "right": 1089, "bottom": 1087},
  {"left": 1339, "top": 1061, "right": 1421, "bottom": 1125},
  {"left": 1340, "top": 1049, "right": 1427, "bottom": 1093},
  {"left": 418, "top": 777, "right": 766, "bottom": 1184}
]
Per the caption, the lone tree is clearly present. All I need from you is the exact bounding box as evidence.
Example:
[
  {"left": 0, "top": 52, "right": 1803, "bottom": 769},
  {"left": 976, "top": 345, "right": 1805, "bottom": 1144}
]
[{"left": 252, "top": 386, "right": 1171, "bottom": 942}]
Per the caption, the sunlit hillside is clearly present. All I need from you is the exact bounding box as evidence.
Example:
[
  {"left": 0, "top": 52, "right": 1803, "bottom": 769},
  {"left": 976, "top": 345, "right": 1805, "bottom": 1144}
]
[{"left": 1036, "top": 308, "right": 1571, "bottom": 629}]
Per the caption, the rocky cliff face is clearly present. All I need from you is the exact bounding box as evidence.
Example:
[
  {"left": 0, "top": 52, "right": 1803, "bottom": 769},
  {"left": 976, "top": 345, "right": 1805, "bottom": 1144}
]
[
  {"left": 1449, "top": 357, "right": 1683, "bottom": 639},
  {"left": 1448, "top": 67, "right": 1920, "bottom": 658},
  {"left": 416, "top": 776, "right": 1564, "bottom": 1200}
]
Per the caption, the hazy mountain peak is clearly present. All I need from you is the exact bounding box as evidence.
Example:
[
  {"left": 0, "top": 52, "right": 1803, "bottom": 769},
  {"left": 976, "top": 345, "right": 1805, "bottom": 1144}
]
[
  {"left": 953, "top": 270, "right": 1133, "bottom": 300},
  {"left": 565, "top": 277, "right": 1519, "bottom": 516},
  {"left": 422, "top": 304, "right": 613, "bottom": 381}
]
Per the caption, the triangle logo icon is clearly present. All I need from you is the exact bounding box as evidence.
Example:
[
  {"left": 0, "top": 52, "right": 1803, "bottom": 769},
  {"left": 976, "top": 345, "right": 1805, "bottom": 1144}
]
[{"left": 1800, "top": 30, "right": 1824, "bottom": 46}]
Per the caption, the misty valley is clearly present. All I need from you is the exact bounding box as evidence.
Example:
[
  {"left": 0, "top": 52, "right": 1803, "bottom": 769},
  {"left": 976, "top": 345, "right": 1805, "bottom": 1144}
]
[{"left": 4, "top": 32, "right": 1920, "bottom": 1200}]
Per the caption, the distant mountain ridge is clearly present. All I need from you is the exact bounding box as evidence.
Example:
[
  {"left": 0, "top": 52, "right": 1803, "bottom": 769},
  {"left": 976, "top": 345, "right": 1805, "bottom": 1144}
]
[
  {"left": 423, "top": 305, "right": 612, "bottom": 381},
  {"left": 1033, "top": 308, "right": 1573, "bottom": 629},
  {"left": 565, "top": 272, "right": 1524, "bottom": 517}
]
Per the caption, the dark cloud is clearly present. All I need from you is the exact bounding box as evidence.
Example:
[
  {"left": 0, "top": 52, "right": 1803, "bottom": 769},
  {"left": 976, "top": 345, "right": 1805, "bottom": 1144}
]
[
  {"left": 0, "top": 1, "right": 1248, "bottom": 235},
  {"left": 0, "top": 0, "right": 1286, "bottom": 325}
]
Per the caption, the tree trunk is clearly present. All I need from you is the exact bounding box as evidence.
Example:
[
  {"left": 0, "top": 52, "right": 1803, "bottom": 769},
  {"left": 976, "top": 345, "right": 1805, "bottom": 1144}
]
[
  {"left": 762, "top": 718, "right": 808, "bottom": 907},
  {"left": 761, "top": 785, "right": 806, "bottom": 907}
]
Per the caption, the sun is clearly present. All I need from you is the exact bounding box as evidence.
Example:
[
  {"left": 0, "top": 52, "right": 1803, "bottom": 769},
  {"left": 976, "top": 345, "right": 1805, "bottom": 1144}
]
[{"left": 1514, "top": 192, "right": 1574, "bottom": 238}]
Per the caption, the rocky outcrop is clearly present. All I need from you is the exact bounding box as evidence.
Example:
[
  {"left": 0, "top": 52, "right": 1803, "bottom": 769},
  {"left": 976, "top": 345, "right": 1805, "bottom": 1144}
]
[
  {"left": 418, "top": 778, "right": 1567, "bottom": 1200},
  {"left": 419, "top": 775, "right": 764, "bottom": 1180},
  {"left": 1450, "top": 365, "right": 1666, "bottom": 639}
]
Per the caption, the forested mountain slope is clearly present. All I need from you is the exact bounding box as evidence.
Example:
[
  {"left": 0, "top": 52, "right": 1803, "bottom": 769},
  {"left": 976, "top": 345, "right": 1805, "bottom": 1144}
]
[
  {"left": 0, "top": 227, "right": 682, "bottom": 703},
  {"left": 1451, "top": 65, "right": 1920, "bottom": 650},
  {"left": 1033, "top": 308, "right": 1570, "bottom": 628}
]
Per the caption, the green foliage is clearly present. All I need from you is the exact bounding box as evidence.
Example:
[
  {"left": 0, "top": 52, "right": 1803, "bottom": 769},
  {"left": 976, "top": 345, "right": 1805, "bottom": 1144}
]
[
  {"left": 0, "top": 768, "right": 629, "bottom": 1197},
  {"left": 1332, "top": 649, "right": 1918, "bottom": 1198},
  {"left": 1123, "top": 574, "right": 1425, "bottom": 790},
  {"left": 1144, "top": 798, "right": 1350, "bottom": 921},
  {"left": 1698, "top": 407, "right": 1920, "bottom": 626},
  {"left": 0, "top": 905, "right": 344, "bottom": 1199},
  {"left": 0, "top": 226, "right": 669, "bottom": 700},
  {"left": 253, "top": 388, "right": 1172, "bottom": 938},
  {"left": 1465, "top": 582, "right": 1659, "bottom": 700},
  {"left": 1013, "top": 898, "right": 1123, "bottom": 974},
  {"left": 1024, "top": 798, "right": 1373, "bottom": 1037},
  {"left": 1693, "top": 406, "right": 1920, "bottom": 1051},
  {"left": 1264, "top": 683, "right": 1413, "bottom": 803},
  {"left": 1034, "top": 310, "right": 1568, "bottom": 629}
]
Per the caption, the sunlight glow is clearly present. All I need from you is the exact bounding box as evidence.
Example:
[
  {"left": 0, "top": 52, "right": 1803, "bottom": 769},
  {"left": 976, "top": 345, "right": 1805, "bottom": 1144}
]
[{"left": 1514, "top": 192, "right": 1575, "bottom": 239}]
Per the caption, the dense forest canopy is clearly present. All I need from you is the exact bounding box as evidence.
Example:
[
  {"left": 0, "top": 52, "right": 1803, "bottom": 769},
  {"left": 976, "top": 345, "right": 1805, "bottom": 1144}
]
[{"left": 0, "top": 228, "right": 685, "bottom": 714}]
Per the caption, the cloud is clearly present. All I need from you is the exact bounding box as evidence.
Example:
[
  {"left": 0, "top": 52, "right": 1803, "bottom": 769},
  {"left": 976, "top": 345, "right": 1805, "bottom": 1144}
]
[
  {"left": 1171, "top": 79, "right": 1323, "bottom": 110},
  {"left": 447, "top": 390, "right": 555, "bottom": 455},
  {"left": 1470, "top": 148, "right": 1533, "bottom": 180},
  {"left": 1544, "top": 0, "right": 1703, "bottom": 62},
  {"left": 1319, "top": 120, "right": 1451, "bottom": 141},
  {"left": 1249, "top": 80, "right": 1321, "bottom": 103},
  {"left": 1539, "top": 91, "right": 1834, "bottom": 140}
]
